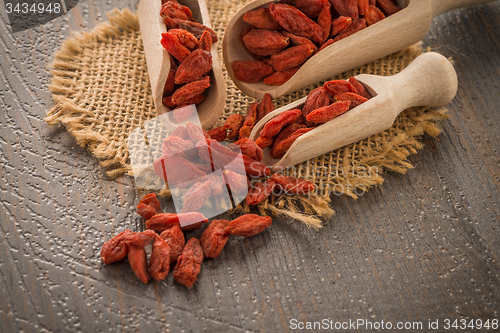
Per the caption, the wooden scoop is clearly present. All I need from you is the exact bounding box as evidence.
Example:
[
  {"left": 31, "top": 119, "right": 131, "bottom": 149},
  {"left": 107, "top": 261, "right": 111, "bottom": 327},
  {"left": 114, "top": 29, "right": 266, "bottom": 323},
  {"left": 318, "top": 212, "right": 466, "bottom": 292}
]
[
  {"left": 223, "top": 0, "right": 492, "bottom": 99},
  {"left": 249, "top": 52, "right": 457, "bottom": 171},
  {"left": 137, "top": 0, "right": 226, "bottom": 129}
]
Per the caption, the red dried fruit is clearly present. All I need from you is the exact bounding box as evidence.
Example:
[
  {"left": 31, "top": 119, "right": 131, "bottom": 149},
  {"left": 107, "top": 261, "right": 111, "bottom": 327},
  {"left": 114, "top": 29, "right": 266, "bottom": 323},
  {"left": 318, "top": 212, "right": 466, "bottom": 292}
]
[
  {"left": 281, "top": 31, "right": 317, "bottom": 50},
  {"left": 166, "top": 17, "right": 218, "bottom": 43},
  {"left": 269, "top": 3, "right": 323, "bottom": 44},
  {"left": 172, "top": 104, "right": 197, "bottom": 123},
  {"left": 207, "top": 126, "right": 227, "bottom": 142},
  {"left": 330, "top": 16, "right": 352, "bottom": 37},
  {"left": 223, "top": 170, "right": 248, "bottom": 195},
  {"left": 161, "top": 32, "right": 191, "bottom": 62},
  {"left": 270, "top": 127, "right": 314, "bottom": 158},
  {"left": 171, "top": 76, "right": 211, "bottom": 105},
  {"left": 242, "top": 155, "right": 271, "bottom": 177},
  {"left": 146, "top": 212, "right": 208, "bottom": 232},
  {"left": 323, "top": 79, "right": 358, "bottom": 96},
  {"left": 316, "top": 38, "right": 334, "bottom": 53},
  {"left": 225, "top": 214, "right": 272, "bottom": 237},
  {"left": 268, "top": 44, "right": 314, "bottom": 72},
  {"left": 246, "top": 179, "right": 275, "bottom": 205},
  {"left": 348, "top": 77, "right": 372, "bottom": 99},
  {"left": 128, "top": 245, "right": 150, "bottom": 284},
  {"left": 239, "top": 25, "right": 268, "bottom": 61},
  {"left": 160, "top": 224, "right": 185, "bottom": 263},
  {"left": 223, "top": 114, "right": 245, "bottom": 138},
  {"left": 376, "top": 0, "right": 401, "bottom": 16},
  {"left": 273, "top": 122, "right": 307, "bottom": 149},
  {"left": 255, "top": 135, "right": 275, "bottom": 149},
  {"left": 293, "top": 0, "right": 329, "bottom": 19},
  {"left": 137, "top": 193, "right": 161, "bottom": 220},
  {"left": 233, "top": 138, "right": 263, "bottom": 161},
  {"left": 369, "top": 0, "right": 376, "bottom": 5},
  {"left": 365, "top": 5, "right": 386, "bottom": 26},
  {"left": 257, "top": 93, "right": 275, "bottom": 122},
  {"left": 100, "top": 229, "right": 132, "bottom": 264},
  {"left": 263, "top": 66, "right": 300, "bottom": 86},
  {"left": 332, "top": 18, "right": 367, "bottom": 42},
  {"left": 173, "top": 238, "right": 204, "bottom": 287},
  {"left": 153, "top": 154, "right": 207, "bottom": 186},
  {"left": 232, "top": 60, "right": 274, "bottom": 83},
  {"left": 197, "top": 30, "right": 212, "bottom": 52},
  {"left": 306, "top": 100, "right": 351, "bottom": 123},
  {"left": 335, "top": 92, "right": 368, "bottom": 108},
  {"left": 160, "top": 1, "right": 193, "bottom": 21},
  {"left": 329, "top": 0, "right": 359, "bottom": 19},
  {"left": 162, "top": 137, "right": 195, "bottom": 157},
  {"left": 200, "top": 220, "right": 230, "bottom": 258},
  {"left": 243, "top": 29, "right": 290, "bottom": 56},
  {"left": 356, "top": 0, "right": 369, "bottom": 15},
  {"left": 175, "top": 49, "right": 212, "bottom": 85},
  {"left": 163, "top": 96, "right": 177, "bottom": 108},
  {"left": 239, "top": 102, "right": 259, "bottom": 139},
  {"left": 149, "top": 235, "right": 171, "bottom": 281},
  {"left": 123, "top": 230, "right": 157, "bottom": 247},
  {"left": 168, "top": 29, "right": 198, "bottom": 50},
  {"left": 271, "top": 173, "right": 316, "bottom": 195},
  {"left": 302, "top": 87, "right": 331, "bottom": 119},
  {"left": 260, "top": 109, "right": 302, "bottom": 137},
  {"left": 181, "top": 180, "right": 212, "bottom": 213},
  {"left": 243, "top": 7, "right": 282, "bottom": 30},
  {"left": 186, "top": 121, "right": 211, "bottom": 143},
  {"left": 317, "top": 3, "right": 331, "bottom": 42},
  {"left": 163, "top": 58, "right": 177, "bottom": 97}
]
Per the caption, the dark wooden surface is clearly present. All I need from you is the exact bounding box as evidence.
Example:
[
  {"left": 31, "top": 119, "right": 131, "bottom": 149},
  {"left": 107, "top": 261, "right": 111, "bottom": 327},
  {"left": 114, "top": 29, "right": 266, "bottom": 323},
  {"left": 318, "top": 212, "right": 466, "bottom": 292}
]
[{"left": 1, "top": 1, "right": 500, "bottom": 332}]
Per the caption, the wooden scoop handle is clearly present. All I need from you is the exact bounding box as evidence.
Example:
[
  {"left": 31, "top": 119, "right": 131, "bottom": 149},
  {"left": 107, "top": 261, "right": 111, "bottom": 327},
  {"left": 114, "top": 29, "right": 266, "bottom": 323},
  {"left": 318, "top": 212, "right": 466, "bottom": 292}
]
[{"left": 432, "top": 0, "right": 495, "bottom": 16}]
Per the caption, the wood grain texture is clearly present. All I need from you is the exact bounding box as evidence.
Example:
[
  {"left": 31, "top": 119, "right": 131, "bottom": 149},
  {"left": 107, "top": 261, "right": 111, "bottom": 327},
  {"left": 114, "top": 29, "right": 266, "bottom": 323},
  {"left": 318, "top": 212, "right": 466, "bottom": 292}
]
[{"left": 1, "top": 0, "right": 499, "bottom": 332}]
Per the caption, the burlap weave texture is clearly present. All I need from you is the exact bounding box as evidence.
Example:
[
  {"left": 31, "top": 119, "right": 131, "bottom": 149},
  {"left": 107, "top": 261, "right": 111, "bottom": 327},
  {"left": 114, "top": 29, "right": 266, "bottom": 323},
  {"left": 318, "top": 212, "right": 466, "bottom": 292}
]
[{"left": 46, "top": 3, "right": 449, "bottom": 227}]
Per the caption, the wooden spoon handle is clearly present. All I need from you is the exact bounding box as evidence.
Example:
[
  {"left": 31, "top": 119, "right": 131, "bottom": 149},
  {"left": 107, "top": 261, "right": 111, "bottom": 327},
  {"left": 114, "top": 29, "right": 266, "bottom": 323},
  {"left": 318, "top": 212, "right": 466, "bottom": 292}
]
[
  {"left": 386, "top": 52, "right": 457, "bottom": 112},
  {"left": 431, "top": 0, "right": 495, "bottom": 16}
]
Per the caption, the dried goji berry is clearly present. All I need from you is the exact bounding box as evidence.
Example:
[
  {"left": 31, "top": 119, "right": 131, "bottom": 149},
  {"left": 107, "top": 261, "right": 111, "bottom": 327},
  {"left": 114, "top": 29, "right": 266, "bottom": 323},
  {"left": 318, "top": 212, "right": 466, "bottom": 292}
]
[
  {"left": 172, "top": 104, "right": 197, "bottom": 123},
  {"left": 269, "top": 3, "right": 323, "bottom": 44},
  {"left": 223, "top": 170, "right": 248, "bottom": 195},
  {"left": 293, "top": 0, "right": 329, "bottom": 19},
  {"left": 260, "top": 109, "right": 302, "bottom": 137},
  {"left": 239, "top": 102, "right": 259, "bottom": 139},
  {"left": 268, "top": 44, "right": 314, "bottom": 72},
  {"left": 242, "top": 155, "right": 271, "bottom": 177},
  {"left": 162, "top": 136, "right": 197, "bottom": 161},
  {"left": 332, "top": 18, "right": 367, "bottom": 42},
  {"left": 207, "top": 126, "right": 227, "bottom": 142},
  {"left": 146, "top": 212, "right": 208, "bottom": 232},
  {"left": 174, "top": 49, "right": 212, "bottom": 85},
  {"left": 173, "top": 237, "right": 204, "bottom": 287},
  {"left": 160, "top": 1, "right": 193, "bottom": 21},
  {"left": 167, "top": 18, "right": 218, "bottom": 42},
  {"left": 316, "top": 38, "right": 334, "bottom": 53},
  {"left": 197, "top": 30, "right": 212, "bottom": 52},
  {"left": 376, "top": 0, "right": 401, "bottom": 16},
  {"left": 100, "top": 229, "right": 132, "bottom": 264},
  {"left": 243, "top": 7, "right": 282, "bottom": 30},
  {"left": 273, "top": 122, "right": 306, "bottom": 149},
  {"left": 271, "top": 173, "right": 316, "bottom": 195},
  {"left": 281, "top": 31, "right": 317, "bottom": 50},
  {"left": 137, "top": 193, "right": 161, "bottom": 220},
  {"left": 257, "top": 93, "right": 275, "bottom": 122},
  {"left": 223, "top": 114, "right": 245, "bottom": 138},
  {"left": 163, "top": 58, "right": 177, "bottom": 97},
  {"left": 306, "top": 100, "right": 351, "bottom": 123},
  {"left": 239, "top": 25, "right": 268, "bottom": 61},
  {"left": 153, "top": 154, "right": 207, "bottom": 186},
  {"left": 200, "top": 220, "right": 230, "bottom": 258},
  {"left": 168, "top": 29, "right": 198, "bottom": 50},
  {"left": 233, "top": 138, "right": 263, "bottom": 161},
  {"left": 263, "top": 66, "right": 300, "bottom": 86},
  {"left": 255, "top": 135, "right": 275, "bottom": 149},
  {"left": 302, "top": 87, "right": 331, "bottom": 119},
  {"left": 160, "top": 224, "right": 185, "bottom": 263},
  {"left": 348, "top": 77, "right": 372, "bottom": 99},
  {"left": 232, "top": 60, "right": 274, "bottom": 83},
  {"left": 161, "top": 32, "right": 191, "bottom": 62},
  {"left": 270, "top": 127, "right": 314, "bottom": 158},
  {"left": 123, "top": 230, "right": 157, "bottom": 247},
  {"left": 317, "top": 3, "right": 331, "bottom": 42},
  {"left": 330, "top": 16, "right": 352, "bottom": 37},
  {"left": 246, "top": 179, "right": 275, "bottom": 205},
  {"left": 149, "top": 234, "right": 171, "bottom": 281},
  {"left": 365, "top": 5, "right": 385, "bottom": 26},
  {"left": 329, "top": 0, "right": 358, "bottom": 19},
  {"left": 356, "top": 0, "right": 369, "bottom": 16},
  {"left": 324, "top": 79, "right": 357, "bottom": 96},
  {"left": 186, "top": 121, "right": 211, "bottom": 143},
  {"left": 369, "top": 0, "right": 376, "bottom": 5},
  {"left": 171, "top": 76, "right": 211, "bottom": 105},
  {"left": 128, "top": 245, "right": 150, "bottom": 284},
  {"left": 181, "top": 180, "right": 212, "bottom": 213},
  {"left": 137, "top": 203, "right": 157, "bottom": 221},
  {"left": 335, "top": 92, "right": 368, "bottom": 108},
  {"left": 225, "top": 214, "right": 272, "bottom": 237},
  {"left": 243, "top": 29, "right": 290, "bottom": 56}
]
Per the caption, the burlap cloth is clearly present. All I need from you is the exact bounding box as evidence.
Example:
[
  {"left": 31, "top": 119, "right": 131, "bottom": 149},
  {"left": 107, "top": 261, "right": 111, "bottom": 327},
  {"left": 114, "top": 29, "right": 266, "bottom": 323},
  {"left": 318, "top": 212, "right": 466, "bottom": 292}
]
[{"left": 46, "top": 4, "right": 449, "bottom": 228}]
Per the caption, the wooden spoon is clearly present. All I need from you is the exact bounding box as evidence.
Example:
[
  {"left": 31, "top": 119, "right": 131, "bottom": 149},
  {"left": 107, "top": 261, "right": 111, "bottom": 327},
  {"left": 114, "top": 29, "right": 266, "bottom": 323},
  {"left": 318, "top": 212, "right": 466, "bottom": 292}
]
[
  {"left": 137, "top": 0, "right": 226, "bottom": 129},
  {"left": 223, "top": 0, "right": 492, "bottom": 99},
  {"left": 249, "top": 52, "right": 457, "bottom": 171}
]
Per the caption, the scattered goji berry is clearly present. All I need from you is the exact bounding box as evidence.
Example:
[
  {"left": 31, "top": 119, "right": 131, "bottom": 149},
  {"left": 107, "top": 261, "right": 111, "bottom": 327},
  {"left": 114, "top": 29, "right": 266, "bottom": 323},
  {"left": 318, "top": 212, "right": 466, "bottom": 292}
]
[
  {"left": 181, "top": 180, "right": 212, "bottom": 213},
  {"left": 242, "top": 155, "right": 271, "bottom": 177},
  {"left": 257, "top": 93, "right": 275, "bottom": 122},
  {"left": 246, "top": 179, "right": 275, "bottom": 205},
  {"left": 146, "top": 212, "right": 208, "bottom": 232},
  {"left": 123, "top": 230, "right": 157, "bottom": 247},
  {"left": 225, "top": 214, "right": 272, "bottom": 237},
  {"left": 207, "top": 126, "right": 227, "bottom": 142},
  {"left": 232, "top": 60, "right": 274, "bottom": 83},
  {"left": 233, "top": 138, "right": 263, "bottom": 161},
  {"left": 137, "top": 193, "right": 161, "bottom": 220},
  {"left": 223, "top": 114, "right": 245, "bottom": 138},
  {"left": 306, "top": 100, "right": 351, "bottom": 123},
  {"left": 149, "top": 234, "right": 171, "bottom": 281},
  {"left": 200, "top": 220, "right": 230, "bottom": 258},
  {"left": 173, "top": 238, "right": 204, "bottom": 287},
  {"left": 239, "top": 102, "right": 259, "bottom": 139},
  {"left": 271, "top": 173, "right": 316, "bottom": 195},
  {"left": 128, "top": 245, "right": 150, "bottom": 284},
  {"left": 100, "top": 229, "right": 132, "bottom": 264},
  {"left": 160, "top": 224, "right": 185, "bottom": 263}
]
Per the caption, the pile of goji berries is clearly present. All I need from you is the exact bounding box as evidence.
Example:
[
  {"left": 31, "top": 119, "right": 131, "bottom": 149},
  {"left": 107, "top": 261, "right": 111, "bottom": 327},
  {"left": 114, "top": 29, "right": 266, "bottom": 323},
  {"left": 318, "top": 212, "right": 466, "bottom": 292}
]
[
  {"left": 159, "top": 0, "right": 219, "bottom": 117},
  {"left": 232, "top": 0, "right": 401, "bottom": 85},
  {"left": 100, "top": 193, "right": 273, "bottom": 287}
]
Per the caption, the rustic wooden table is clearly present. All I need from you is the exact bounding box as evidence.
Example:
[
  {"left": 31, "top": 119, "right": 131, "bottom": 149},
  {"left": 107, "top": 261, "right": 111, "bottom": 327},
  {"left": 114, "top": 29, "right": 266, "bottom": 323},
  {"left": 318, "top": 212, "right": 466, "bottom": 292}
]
[{"left": 1, "top": 0, "right": 499, "bottom": 332}]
